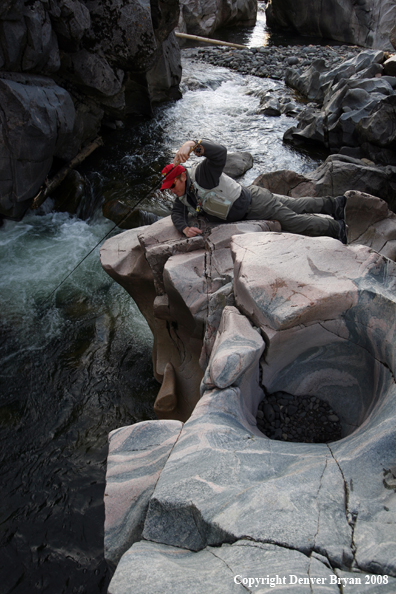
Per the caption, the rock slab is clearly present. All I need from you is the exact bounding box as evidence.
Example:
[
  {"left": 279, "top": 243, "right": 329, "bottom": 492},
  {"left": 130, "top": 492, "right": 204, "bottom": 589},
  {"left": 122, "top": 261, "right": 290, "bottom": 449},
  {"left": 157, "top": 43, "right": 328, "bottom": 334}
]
[
  {"left": 104, "top": 419, "right": 183, "bottom": 568},
  {"left": 105, "top": 231, "right": 396, "bottom": 592}
]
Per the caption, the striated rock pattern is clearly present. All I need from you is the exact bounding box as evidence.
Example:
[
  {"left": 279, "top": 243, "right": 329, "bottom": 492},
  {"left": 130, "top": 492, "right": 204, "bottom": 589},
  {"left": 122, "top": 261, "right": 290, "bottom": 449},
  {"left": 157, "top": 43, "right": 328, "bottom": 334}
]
[
  {"left": 102, "top": 220, "right": 396, "bottom": 592},
  {"left": 109, "top": 539, "right": 396, "bottom": 594},
  {"left": 101, "top": 189, "right": 396, "bottom": 423},
  {"left": 266, "top": 0, "right": 396, "bottom": 51},
  {"left": 104, "top": 419, "right": 183, "bottom": 568},
  {"left": 0, "top": 0, "right": 182, "bottom": 219},
  {"left": 177, "top": 0, "right": 257, "bottom": 38}
]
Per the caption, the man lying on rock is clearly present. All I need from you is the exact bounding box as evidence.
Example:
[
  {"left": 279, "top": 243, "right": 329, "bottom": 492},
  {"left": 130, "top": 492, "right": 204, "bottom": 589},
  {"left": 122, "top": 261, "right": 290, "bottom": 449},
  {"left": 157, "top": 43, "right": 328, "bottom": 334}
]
[{"left": 160, "top": 139, "right": 347, "bottom": 243}]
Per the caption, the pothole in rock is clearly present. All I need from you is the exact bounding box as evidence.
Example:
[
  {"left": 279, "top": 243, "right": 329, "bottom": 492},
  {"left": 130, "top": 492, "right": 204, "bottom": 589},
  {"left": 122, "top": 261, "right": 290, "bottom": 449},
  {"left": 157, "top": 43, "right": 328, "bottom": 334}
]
[{"left": 256, "top": 391, "right": 342, "bottom": 443}]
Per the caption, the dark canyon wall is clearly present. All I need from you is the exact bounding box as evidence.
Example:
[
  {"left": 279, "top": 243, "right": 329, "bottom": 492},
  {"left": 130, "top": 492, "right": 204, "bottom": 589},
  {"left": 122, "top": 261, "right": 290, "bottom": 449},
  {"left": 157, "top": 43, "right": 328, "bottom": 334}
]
[
  {"left": 0, "top": 0, "right": 182, "bottom": 219},
  {"left": 178, "top": 0, "right": 257, "bottom": 38},
  {"left": 266, "top": 0, "right": 396, "bottom": 50}
]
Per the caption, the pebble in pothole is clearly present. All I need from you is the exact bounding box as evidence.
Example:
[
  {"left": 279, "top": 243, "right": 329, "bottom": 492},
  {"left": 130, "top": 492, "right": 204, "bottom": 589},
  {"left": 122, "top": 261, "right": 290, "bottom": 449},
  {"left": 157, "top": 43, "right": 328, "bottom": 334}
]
[{"left": 256, "top": 391, "right": 342, "bottom": 443}]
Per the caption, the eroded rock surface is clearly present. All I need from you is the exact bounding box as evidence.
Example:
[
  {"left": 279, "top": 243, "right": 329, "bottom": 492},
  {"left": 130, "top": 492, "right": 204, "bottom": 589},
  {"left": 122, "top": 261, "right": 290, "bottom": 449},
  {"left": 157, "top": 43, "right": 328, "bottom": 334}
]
[
  {"left": 284, "top": 50, "right": 396, "bottom": 166},
  {"left": 101, "top": 190, "right": 396, "bottom": 423},
  {"left": 101, "top": 216, "right": 280, "bottom": 420},
  {"left": 103, "top": 228, "right": 396, "bottom": 592},
  {"left": 266, "top": 0, "right": 396, "bottom": 50},
  {"left": 104, "top": 420, "right": 183, "bottom": 568}
]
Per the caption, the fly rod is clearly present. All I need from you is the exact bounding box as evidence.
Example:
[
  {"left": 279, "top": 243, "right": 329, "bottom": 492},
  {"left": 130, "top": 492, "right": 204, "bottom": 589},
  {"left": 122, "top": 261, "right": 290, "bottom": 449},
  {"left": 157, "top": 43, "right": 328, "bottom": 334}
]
[{"left": 44, "top": 142, "right": 201, "bottom": 303}]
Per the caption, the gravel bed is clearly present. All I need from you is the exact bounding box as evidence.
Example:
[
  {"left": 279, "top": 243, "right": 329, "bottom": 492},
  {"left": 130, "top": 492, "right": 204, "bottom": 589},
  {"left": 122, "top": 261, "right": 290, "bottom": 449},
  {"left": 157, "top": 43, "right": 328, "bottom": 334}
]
[
  {"left": 256, "top": 391, "right": 342, "bottom": 443},
  {"left": 184, "top": 43, "right": 362, "bottom": 81}
]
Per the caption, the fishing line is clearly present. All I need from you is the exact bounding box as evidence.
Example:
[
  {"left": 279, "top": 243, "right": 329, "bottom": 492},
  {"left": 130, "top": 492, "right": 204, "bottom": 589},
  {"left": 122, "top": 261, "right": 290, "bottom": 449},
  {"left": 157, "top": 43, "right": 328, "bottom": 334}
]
[
  {"left": 43, "top": 141, "right": 202, "bottom": 304},
  {"left": 43, "top": 162, "right": 183, "bottom": 304}
]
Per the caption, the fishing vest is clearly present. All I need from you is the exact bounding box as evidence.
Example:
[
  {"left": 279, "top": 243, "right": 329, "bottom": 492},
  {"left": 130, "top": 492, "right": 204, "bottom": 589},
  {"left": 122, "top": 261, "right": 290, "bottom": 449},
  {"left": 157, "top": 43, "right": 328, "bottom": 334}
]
[{"left": 178, "top": 163, "right": 242, "bottom": 220}]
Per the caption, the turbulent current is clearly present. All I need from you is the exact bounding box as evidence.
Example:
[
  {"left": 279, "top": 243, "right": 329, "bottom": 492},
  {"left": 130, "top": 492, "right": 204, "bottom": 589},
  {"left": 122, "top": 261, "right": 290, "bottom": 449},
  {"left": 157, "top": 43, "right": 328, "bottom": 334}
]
[{"left": 0, "top": 15, "right": 324, "bottom": 594}]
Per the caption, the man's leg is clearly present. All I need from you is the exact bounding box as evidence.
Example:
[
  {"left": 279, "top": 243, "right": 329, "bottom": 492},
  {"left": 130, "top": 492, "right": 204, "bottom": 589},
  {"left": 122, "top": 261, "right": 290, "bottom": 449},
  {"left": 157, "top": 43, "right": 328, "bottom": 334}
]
[
  {"left": 246, "top": 186, "right": 340, "bottom": 238},
  {"left": 272, "top": 193, "right": 335, "bottom": 216}
]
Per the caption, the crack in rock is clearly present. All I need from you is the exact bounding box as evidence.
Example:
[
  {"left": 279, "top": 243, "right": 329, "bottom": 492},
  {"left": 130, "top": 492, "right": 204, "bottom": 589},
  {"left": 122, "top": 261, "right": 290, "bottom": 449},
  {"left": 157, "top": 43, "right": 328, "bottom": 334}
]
[
  {"left": 327, "top": 444, "right": 358, "bottom": 569},
  {"left": 312, "top": 457, "right": 329, "bottom": 552},
  {"left": 208, "top": 548, "right": 252, "bottom": 593}
]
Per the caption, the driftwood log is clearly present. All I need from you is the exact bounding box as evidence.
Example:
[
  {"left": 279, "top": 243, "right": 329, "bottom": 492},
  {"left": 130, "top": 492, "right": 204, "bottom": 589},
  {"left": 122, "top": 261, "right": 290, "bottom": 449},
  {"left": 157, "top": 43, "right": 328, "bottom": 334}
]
[
  {"left": 175, "top": 31, "right": 247, "bottom": 50},
  {"left": 31, "top": 137, "right": 104, "bottom": 210}
]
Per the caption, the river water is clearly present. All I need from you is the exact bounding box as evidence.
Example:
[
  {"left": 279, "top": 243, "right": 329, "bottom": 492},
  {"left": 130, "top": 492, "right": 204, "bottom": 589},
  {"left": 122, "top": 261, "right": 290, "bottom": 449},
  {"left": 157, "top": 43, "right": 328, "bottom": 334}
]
[{"left": 0, "top": 9, "right": 324, "bottom": 594}]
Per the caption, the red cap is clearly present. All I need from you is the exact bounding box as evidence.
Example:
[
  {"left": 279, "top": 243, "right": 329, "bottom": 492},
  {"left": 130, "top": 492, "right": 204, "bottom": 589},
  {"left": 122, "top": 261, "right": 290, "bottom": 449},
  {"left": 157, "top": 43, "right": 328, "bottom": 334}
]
[{"left": 160, "top": 164, "right": 186, "bottom": 190}]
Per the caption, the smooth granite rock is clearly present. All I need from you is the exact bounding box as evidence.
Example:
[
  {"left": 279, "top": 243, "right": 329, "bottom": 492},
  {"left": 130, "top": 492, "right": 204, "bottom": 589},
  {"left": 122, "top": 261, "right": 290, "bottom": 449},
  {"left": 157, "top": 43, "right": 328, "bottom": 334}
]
[
  {"left": 201, "top": 306, "right": 265, "bottom": 429},
  {"left": 104, "top": 228, "right": 396, "bottom": 592},
  {"left": 201, "top": 306, "right": 264, "bottom": 391},
  {"left": 109, "top": 539, "right": 396, "bottom": 594},
  {"left": 104, "top": 420, "right": 183, "bottom": 568},
  {"left": 101, "top": 217, "right": 280, "bottom": 421},
  {"left": 135, "top": 235, "right": 396, "bottom": 573}
]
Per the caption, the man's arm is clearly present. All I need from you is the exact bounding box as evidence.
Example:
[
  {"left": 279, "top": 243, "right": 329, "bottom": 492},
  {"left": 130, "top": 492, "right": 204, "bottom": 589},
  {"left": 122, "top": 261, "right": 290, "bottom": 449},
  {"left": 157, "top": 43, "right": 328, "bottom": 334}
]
[
  {"left": 171, "top": 198, "right": 189, "bottom": 233},
  {"left": 171, "top": 138, "right": 227, "bottom": 237},
  {"left": 171, "top": 200, "right": 202, "bottom": 238},
  {"left": 194, "top": 140, "right": 227, "bottom": 189},
  {"left": 174, "top": 139, "right": 227, "bottom": 189}
]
